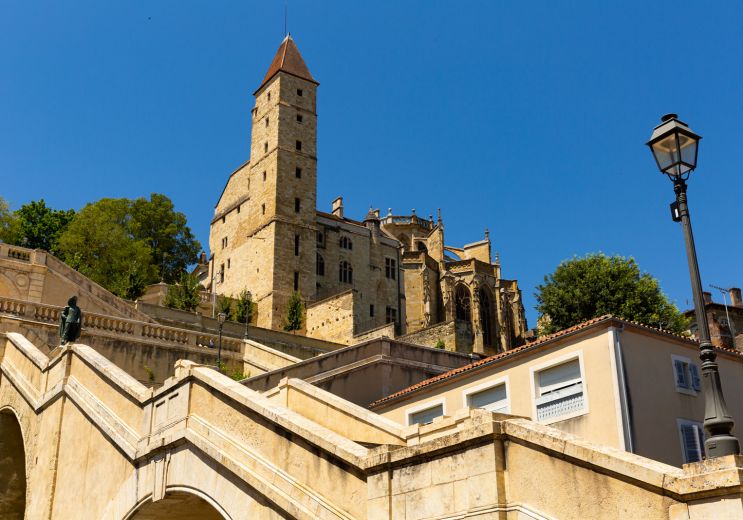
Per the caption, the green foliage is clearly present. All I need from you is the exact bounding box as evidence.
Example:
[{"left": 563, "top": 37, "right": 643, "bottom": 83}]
[
  {"left": 0, "top": 197, "right": 20, "bottom": 244},
  {"left": 143, "top": 364, "right": 155, "bottom": 382},
  {"left": 216, "top": 362, "right": 247, "bottom": 381},
  {"left": 57, "top": 199, "right": 155, "bottom": 299},
  {"left": 283, "top": 291, "right": 304, "bottom": 332},
  {"left": 0, "top": 198, "right": 73, "bottom": 252},
  {"left": 218, "top": 296, "right": 233, "bottom": 321},
  {"left": 435, "top": 339, "right": 446, "bottom": 349},
  {"left": 129, "top": 193, "right": 201, "bottom": 283},
  {"left": 535, "top": 253, "right": 690, "bottom": 335},
  {"left": 163, "top": 273, "right": 202, "bottom": 311},
  {"left": 235, "top": 289, "right": 253, "bottom": 325},
  {"left": 56, "top": 195, "right": 199, "bottom": 299}
]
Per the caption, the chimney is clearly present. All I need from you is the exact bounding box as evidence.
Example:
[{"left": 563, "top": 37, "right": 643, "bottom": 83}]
[
  {"left": 730, "top": 287, "right": 742, "bottom": 308},
  {"left": 703, "top": 291, "right": 713, "bottom": 304},
  {"left": 332, "top": 196, "right": 344, "bottom": 218}
]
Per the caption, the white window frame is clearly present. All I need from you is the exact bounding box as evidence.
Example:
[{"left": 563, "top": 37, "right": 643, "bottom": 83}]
[
  {"left": 671, "top": 354, "right": 701, "bottom": 396},
  {"left": 529, "top": 351, "right": 589, "bottom": 425},
  {"left": 462, "top": 376, "right": 510, "bottom": 414},
  {"left": 405, "top": 398, "right": 446, "bottom": 426},
  {"left": 677, "top": 418, "right": 704, "bottom": 464}
]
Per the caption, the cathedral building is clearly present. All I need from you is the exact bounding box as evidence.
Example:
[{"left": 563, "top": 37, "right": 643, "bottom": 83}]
[{"left": 209, "top": 35, "right": 527, "bottom": 355}]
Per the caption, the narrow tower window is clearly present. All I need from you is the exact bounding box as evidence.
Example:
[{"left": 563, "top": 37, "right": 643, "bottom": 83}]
[
  {"left": 297, "top": 88, "right": 303, "bottom": 97},
  {"left": 264, "top": 142, "right": 268, "bottom": 153},
  {"left": 295, "top": 140, "right": 302, "bottom": 151},
  {"left": 295, "top": 198, "right": 300, "bottom": 212},
  {"left": 267, "top": 92, "right": 271, "bottom": 102},
  {"left": 263, "top": 171, "right": 267, "bottom": 181},
  {"left": 294, "top": 272, "right": 299, "bottom": 291},
  {"left": 261, "top": 204, "right": 265, "bottom": 215},
  {"left": 296, "top": 114, "right": 303, "bottom": 123},
  {"left": 265, "top": 117, "right": 269, "bottom": 127},
  {"left": 294, "top": 234, "right": 300, "bottom": 256},
  {"left": 295, "top": 167, "right": 302, "bottom": 179}
]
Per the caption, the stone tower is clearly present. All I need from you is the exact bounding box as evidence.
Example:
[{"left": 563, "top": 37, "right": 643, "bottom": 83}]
[{"left": 210, "top": 35, "right": 318, "bottom": 330}]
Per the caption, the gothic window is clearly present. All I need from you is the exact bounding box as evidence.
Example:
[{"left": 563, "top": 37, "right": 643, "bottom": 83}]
[
  {"left": 339, "top": 261, "right": 353, "bottom": 284},
  {"left": 417, "top": 241, "right": 428, "bottom": 253},
  {"left": 340, "top": 236, "right": 353, "bottom": 250},
  {"left": 385, "top": 258, "right": 396, "bottom": 280},
  {"left": 455, "top": 285, "right": 471, "bottom": 322},
  {"left": 316, "top": 230, "right": 325, "bottom": 247},
  {"left": 316, "top": 254, "right": 325, "bottom": 276},
  {"left": 479, "top": 287, "right": 493, "bottom": 347}
]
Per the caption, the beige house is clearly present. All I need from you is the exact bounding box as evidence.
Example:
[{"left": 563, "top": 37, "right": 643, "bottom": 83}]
[
  {"left": 371, "top": 315, "right": 743, "bottom": 468},
  {"left": 207, "top": 35, "right": 528, "bottom": 353}
]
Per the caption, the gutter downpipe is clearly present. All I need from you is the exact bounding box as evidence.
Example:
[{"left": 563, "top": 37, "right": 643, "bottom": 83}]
[{"left": 610, "top": 325, "right": 634, "bottom": 453}]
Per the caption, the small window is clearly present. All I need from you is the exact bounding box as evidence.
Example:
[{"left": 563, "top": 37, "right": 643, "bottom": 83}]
[
  {"left": 534, "top": 358, "right": 585, "bottom": 422},
  {"left": 264, "top": 142, "right": 268, "bottom": 153},
  {"left": 678, "top": 419, "right": 704, "bottom": 463},
  {"left": 385, "top": 306, "right": 397, "bottom": 324},
  {"left": 370, "top": 304, "right": 375, "bottom": 317},
  {"left": 221, "top": 237, "right": 228, "bottom": 249},
  {"left": 227, "top": 258, "right": 231, "bottom": 269},
  {"left": 219, "top": 264, "right": 225, "bottom": 283},
  {"left": 672, "top": 356, "right": 701, "bottom": 394},
  {"left": 297, "top": 88, "right": 303, "bottom": 97},
  {"left": 237, "top": 205, "right": 241, "bottom": 214},
  {"left": 340, "top": 236, "right": 353, "bottom": 250},
  {"left": 466, "top": 383, "right": 508, "bottom": 413},
  {"left": 294, "top": 198, "right": 300, "bottom": 212},
  {"left": 294, "top": 234, "right": 300, "bottom": 256},
  {"left": 261, "top": 204, "right": 266, "bottom": 215},
  {"left": 408, "top": 403, "right": 444, "bottom": 426},
  {"left": 293, "top": 272, "right": 299, "bottom": 291},
  {"left": 267, "top": 92, "right": 271, "bottom": 102},
  {"left": 295, "top": 167, "right": 302, "bottom": 178},
  {"left": 316, "top": 254, "right": 325, "bottom": 276},
  {"left": 221, "top": 216, "right": 225, "bottom": 224},
  {"left": 295, "top": 140, "right": 302, "bottom": 151},
  {"left": 339, "top": 261, "right": 353, "bottom": 284},
  {"left": 316, "top": 230, "right": 325, "bottom": 246},
  {"left": 296, "top": 113, "right": 303, "bottom": 123},
  {"left": 385, "top": 258, "right": 396, "bottom": 280},
  {"left": 265, "top": 117, "right": 269, "bottom": 127}
]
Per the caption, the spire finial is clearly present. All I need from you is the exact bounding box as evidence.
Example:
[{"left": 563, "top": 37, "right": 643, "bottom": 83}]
[
  {"left": 437, "top": 208, "right": 442, "bottom": 223},
  {"left": 485, "top": 228, "right": 490, "bottom": 240}
]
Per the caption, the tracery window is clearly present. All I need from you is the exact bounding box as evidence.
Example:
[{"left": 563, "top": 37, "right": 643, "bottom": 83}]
[
  {"left": 339, "top": 261, "right": 353, "bottom": 284},
  {"left": 340, "top": 236, "right": 353, "bottom": 250},
  {"left": 479, "top": 287, "right": 493, "bottom": 347},
  {"left": 316, "top": 254, "right": 325, "bottom": 276},
  {"left": 455, "top": 285, "right": 471, "bottom": 321}
]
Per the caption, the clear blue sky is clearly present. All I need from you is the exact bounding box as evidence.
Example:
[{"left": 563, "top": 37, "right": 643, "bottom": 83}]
[{"left": 2, "top": 1, "right": 742, "bottom": 327}]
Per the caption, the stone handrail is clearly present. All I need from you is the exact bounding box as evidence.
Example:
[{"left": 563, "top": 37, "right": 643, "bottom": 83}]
[{"left": 0, "top": 296, "right": 242, "bottom": 353}]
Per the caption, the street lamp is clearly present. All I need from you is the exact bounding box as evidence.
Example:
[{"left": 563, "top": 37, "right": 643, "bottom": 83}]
[
  {"left": 217, "top": 311, "right": 226, "bottom": 373},
  {"left": 647, "top": 113, "right": 740, "bottom": 459},
  {"left": 243, "top": 291, "right": 252, "bottom": 340}
]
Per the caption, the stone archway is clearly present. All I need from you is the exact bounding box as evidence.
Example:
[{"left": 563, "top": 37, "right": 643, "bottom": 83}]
[
  {"left": 128, "top": 491, "right": 227, "bottom": 520},
  {"left": 0, "top": 409, "right": 26, "bottom": 520}
]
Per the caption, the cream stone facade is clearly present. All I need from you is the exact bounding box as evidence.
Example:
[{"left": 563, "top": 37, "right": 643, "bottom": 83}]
[
  {"left": 208, "top": 36, "right": 528, "bottom": 354},
  {"left": 371, "top": 315, "right": 743, "bottom": 468},
  {"left": 4, "top": 330, "right": 743, "bottom": 519}
]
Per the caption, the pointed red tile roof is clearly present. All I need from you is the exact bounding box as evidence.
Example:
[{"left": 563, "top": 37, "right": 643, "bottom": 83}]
[{"left": 255, "top": 34, "right": 318, "bottom": 94}]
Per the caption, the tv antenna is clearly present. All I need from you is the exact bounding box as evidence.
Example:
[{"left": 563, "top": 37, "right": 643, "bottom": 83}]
[{"left": 709, "top": 284, "right": 737, "bottom": 346}]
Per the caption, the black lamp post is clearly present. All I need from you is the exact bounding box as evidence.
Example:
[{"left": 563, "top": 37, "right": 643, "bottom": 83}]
[
  {"left": 217, "top": 311, "right": 226, "bottom": 372},
  {"left": 243, "top": 291, "right": 252, "bottom": 340},
  {"left": 647, "top": 113, "right": 740, "bottom": 459}
]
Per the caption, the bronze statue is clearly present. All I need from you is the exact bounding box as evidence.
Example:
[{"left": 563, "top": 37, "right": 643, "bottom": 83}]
[{"left": 59, "top": 296, "right": 82, "bottom": 344}]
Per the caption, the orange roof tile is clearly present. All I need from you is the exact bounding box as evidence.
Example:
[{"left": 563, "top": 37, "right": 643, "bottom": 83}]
[
  {"left": 368, "top": 315, "right": 712, "bottom": 409},
  {"left": 255, "top": 34, "right": 317, "bottom": 94}
]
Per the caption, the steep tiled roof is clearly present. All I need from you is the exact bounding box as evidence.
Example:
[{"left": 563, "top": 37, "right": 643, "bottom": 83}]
[
  {"left": 256, "top": 34, "right": 317, "bottom": 93},
  {"left": 369, "top": 315, "right": 710, "bottom": 409}
]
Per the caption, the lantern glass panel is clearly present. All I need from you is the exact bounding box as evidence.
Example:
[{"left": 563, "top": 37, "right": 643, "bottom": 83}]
[
  {"left": 651, "top": 134, "right": 679, "bottom": 172},
  {"left": 679, "top": 132, "right": 698, "bottom": 170}
]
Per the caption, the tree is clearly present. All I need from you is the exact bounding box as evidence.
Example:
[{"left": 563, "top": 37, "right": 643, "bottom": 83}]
[
  {"left": 283, "top": 291, "right": 303, "bottom": 332},
  {"left": 56, "top": 195, "right": 200, "bottom": 299},
  {"left": 12, "top": 200, "right": 75, "bottom": 253},
  {"left": 535, "top": 253, "right": 689, "bottom": 335},
  {"left": 0, "top": 197, "right": 20, "bottom": 244},
  {"left": 235, "top": 289, "right": 253, "bottom": 325},
  {"left": 57, "top": 199, "right": 155, "bottom": 299},
  {"left": 129, "top": 194, "right": 201, "bottom": 284},
  {"left": 163, "top": 273, "right": 202, "bottom": 311},
  {"left": 218, "top": 296, "right": 233, "bottom": 321}
]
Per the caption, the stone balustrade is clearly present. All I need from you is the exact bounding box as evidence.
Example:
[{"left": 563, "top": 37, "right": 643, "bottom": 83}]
[{"left": 0, "top": 296, "right": 242, "bottom": 353}]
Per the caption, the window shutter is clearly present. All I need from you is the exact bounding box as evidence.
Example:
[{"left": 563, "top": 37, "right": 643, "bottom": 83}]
[
  {"left": 409, "top": 404, "right": 444, "bottom": 426},
  {"left": 539, "top": 360, "right": 581, "bottom": 395},
  {"left": 690, "top": 364, "right": 701, "bottom": 392},
  {"left": 680, "top": 423, "right": 702, "bottom": 463},
  {"left": 674, "top": 360, "right": 688, "bottom": 388},
  {"left": 468, "top": 385, "right": 507, "bottom": 410}
]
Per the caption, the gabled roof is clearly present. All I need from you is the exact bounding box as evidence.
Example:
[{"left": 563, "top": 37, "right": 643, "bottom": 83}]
[
  {"left": 255, "top": 34, "right": 318, "bottom": 94},
  {"left": 369, "top": 315, "right": 711, "bottom": 409}
]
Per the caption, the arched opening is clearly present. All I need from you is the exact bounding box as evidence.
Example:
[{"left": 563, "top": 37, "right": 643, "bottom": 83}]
[
  {"left": 479, "top": 287, "right": 493, "bottom": 347},
  {"left": 0, "top": 409, "right": 26, "bottom": 520},
  {"left": 455, "top": 285, "right": 471, "bottom": 322},
  {"left": 416, "top": 241, "right": 428, "bottom": 253},
  {"left": 129, "top": 491, "right": 226, "bottom": 520},
  {"left": 316, "top": 253, "right": 325, "bottom": 277},
  {"left": 339, "top": 261, "right": 353, "bottom": 284}
]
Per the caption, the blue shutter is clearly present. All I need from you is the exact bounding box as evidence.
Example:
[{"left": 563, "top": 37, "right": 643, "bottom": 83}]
[
  {"left": 680, "top": 423, "right": 702, "bottom": 463},
  {"left": 674, "top": 360, "right": 688, "bottom": 389},
  {"left": 690, "top": 364, "right": 701, "bottom": 392}
]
